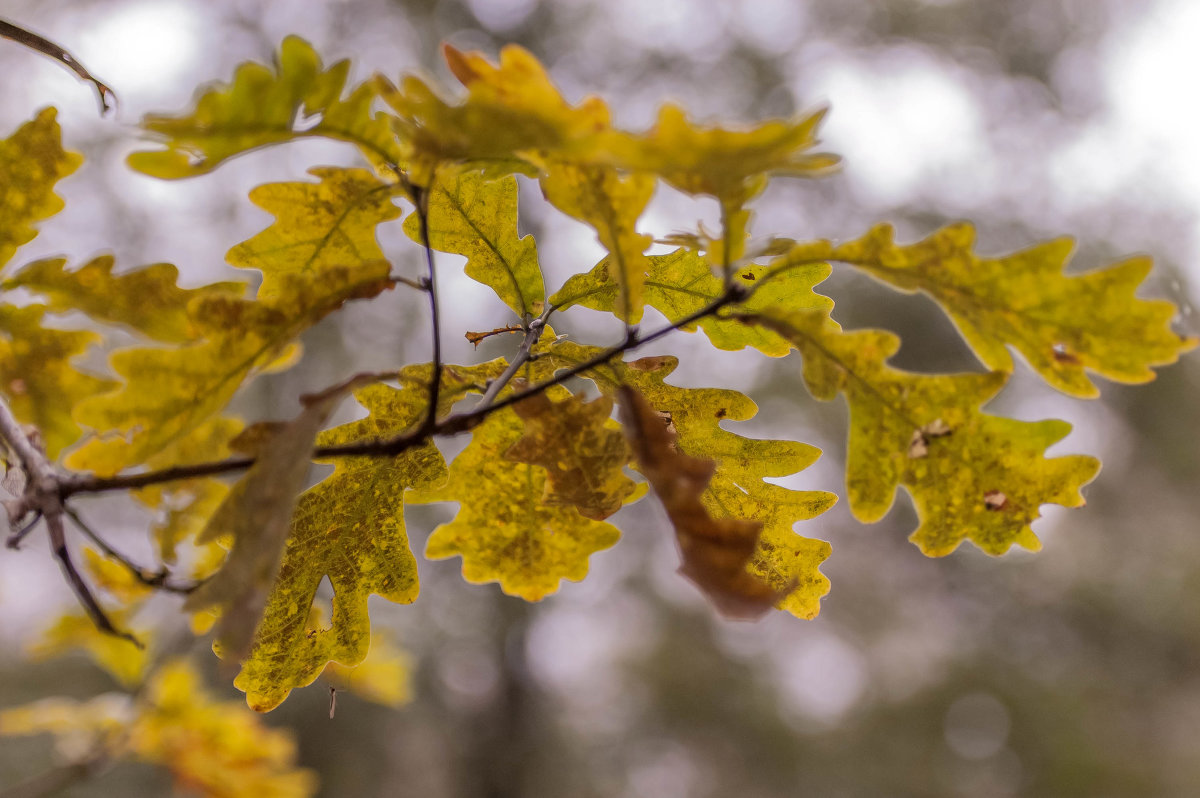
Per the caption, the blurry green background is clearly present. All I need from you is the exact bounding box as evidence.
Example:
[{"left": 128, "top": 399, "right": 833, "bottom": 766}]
[{"left": 1, "top": 0, "right": 1199, "bottom": 795}]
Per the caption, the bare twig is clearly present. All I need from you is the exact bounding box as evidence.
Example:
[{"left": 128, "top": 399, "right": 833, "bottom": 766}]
[
  {"left": 478, "top": 305, "right": 555, "bottom": 409},
  {"left": 412, "top": 184, "right": 443, "bottom": 433},
  {"left": 0, "top": 18, "right": 116, "bottom": 114},
  {"left": 0, "top": 754, "right": 109, "bottom": 798},
  {"left": 466, "top": 324, "right": 523, "bottom": 348},
  {"left": 5, "top": 510, "right": 42, "bottom": 549},
  {"left": 64, "top": 505, "right": 200, "bottom": 595}
]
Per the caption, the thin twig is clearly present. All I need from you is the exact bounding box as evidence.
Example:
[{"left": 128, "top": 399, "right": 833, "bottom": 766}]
[
  {"left": 0, "top": 754, "right": 108, "bottom": 798},
  {"left": 0, "top": 18, "right": 115, "bottom": 114},
  {"left": 64, "top": 505, "right": 200, "bottom": 595},
  {"left": 478, "top": 305, "right": 554, "bottom": 408},
  {"left": 5, "top": 510, "right": 41, "bottom": 549},
  {"left": 388, "top": 273, "right": 427, "bottom": 291},
  {"left": 413, "top": 184, "right": 443, "bottom": 432}
]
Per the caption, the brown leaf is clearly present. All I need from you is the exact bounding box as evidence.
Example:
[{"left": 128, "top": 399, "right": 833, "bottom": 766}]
[
  {"left": 506, "top": 392, "right": 636, "bottom": 521},
  {"left": 618, "top": 385, "right": 786, "bottom": 619}
]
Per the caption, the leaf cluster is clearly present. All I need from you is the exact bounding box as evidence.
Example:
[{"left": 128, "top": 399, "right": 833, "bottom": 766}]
[{"left": 0, "top": 32, "right": 1193, "bottom": 795}]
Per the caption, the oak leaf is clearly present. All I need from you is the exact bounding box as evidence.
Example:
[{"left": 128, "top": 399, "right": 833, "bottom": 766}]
[
  {"left": 751, "top": 308, "right": 1101, "bottom": 555},
  {"left": 830, "top": 223, "right": 1197, "bottom": 397},
  {"left": 129, "top": 36, "right": 401, "bottom": 178}
]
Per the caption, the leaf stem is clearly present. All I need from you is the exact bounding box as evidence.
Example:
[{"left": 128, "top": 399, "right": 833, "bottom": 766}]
[{"left": 414, "top": 183, "right": 443, "bottom": 432}]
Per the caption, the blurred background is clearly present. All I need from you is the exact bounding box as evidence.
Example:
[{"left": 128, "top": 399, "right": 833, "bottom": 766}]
[{"left": 1, "top": 0, "right": 1199, "bottom": 795}]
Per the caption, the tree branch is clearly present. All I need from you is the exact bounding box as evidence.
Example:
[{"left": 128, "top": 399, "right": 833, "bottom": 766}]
[
  {"left": 478, "top": 304, "right": 554, "bottom": 409},
  {"left": 413, "top": 183, "right": 443, "bottom": 433},
  {"left": 64, "top": 505, "right": 200, "bottom": 595},
  {"left": 0, "top": 18, "right": 115, "bottom": 114},
  {"left": 61, "top": 284, "right": 748, "bottom": 497}
]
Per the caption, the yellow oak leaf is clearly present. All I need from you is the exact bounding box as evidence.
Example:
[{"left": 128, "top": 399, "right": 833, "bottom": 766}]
[
  {"left": 505, "top": 392, "right": 636, "bottom": 521},
  {"left": 226, "top": 167, "right": 403, "bottom": 300},
  {"left": 0, "top": 661, "right": 316, "bottom": 796},
  {"left": 752, "top": 309, "right": 1101, "bottom": 556},
  {"left": 67, "top": 264, "right": 392, "bottom": 475},
  {"left": 551, "top": 243, "right": 835, "bottom": 356},
  {"left": 28, "top": 612, "right": 148, "bottom": 688},
  {"left": 539, "top": 164, "right": 654, "bottom": 323},
  {"left": 539, "top": 340, "right": 834, "bottom": 619},
  {"left": 410, "top": 403, "right": 621, "bottom": 602},
  {"left": 621, "top": 385, "right": 783, "bottom": 619},
  {"left": 830, "top": 223, "right": 1197, "bottom": 397},
  {"left": 404, "top": 166, "right": 545, "bottom": 317},
  {"left": 235, "top": 362, "right": 502, "bottom": 711},
  {"left": 377, "top": 43, "right": 610, "bottom": 184},
  {"left": 129, "top": 35, "right": 401, "bottom": 178},
  {"left": 4, "top": 256, "right": 244, "bottom": 342},
  {"left": 0, "top": 304, "right": 114, "bottom": 458},
  {"left": 82, "top": 548, "right": 155, "bottom": 606},
  {"left": 0, "top": 108, "right": 81, "bottom": 272},
  {"left": 185, "top": 375, "right": 377, "bottom": 662}
]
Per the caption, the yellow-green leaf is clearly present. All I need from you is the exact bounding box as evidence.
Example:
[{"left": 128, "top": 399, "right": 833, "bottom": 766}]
[
  {"left": 539, "top": 164, "right": 654, "bottom": 323},
  {"left": 68, "top": 264, "right": 392, "bottom": 475},
  {"left": 377, "top": 43, "right": 610, "bottom": 184},
  {"left": 405, "top": 167, "right": 545, "bottom": 317},
  {"left": 831, "top": 223, "right": 1197, "bottom": 397},
  {"left": 0, "top": 108, "right": 81, "bottom": 272},
  {"left": 0, "top": 304, "right": 114, "bottom": 458},
  {"left": 620, "top": 385, "right": 781, "bottom": 619},
  {"left": 185, "top": 375, "right": 373, "bottom": 661},
  {"left": 129, "top": 35, "right": 401, "bottom": 178},
  {"left": 4, "top": 256, "right": 244, "bottom": 342},
  {"left": 540, "top": 340, "right": 834, "bottom": 619},
  {"left": 234, "top": 382, "right": 437, "bottom": 711},
  {"left": 505, "top": 392, "right": 636, "bottom": 521},
  {"left": 410, "top": 402, "right": 621, "bottom": 601},
  {"left": 226, "top": 167, "right": 403, "bottom": 299},
  {"left": 753, "top": 309, "right": 1101, "bottom": 556},
  {"left": 551, "top": 243, "right": 834, "bottom": 356}
]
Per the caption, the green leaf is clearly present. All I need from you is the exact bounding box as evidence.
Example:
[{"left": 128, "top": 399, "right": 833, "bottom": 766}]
[
  {"left": 129, "top": 36, "right": 402, "bottom": 178},
  {"left": 551, "top": 243, "right": 834, "bottom": 356},
  {"left": 405, "top": 167, "right": 545, "bottom": 317},
  {"left": 226, "top": 167, "right": 403, "bottom": 299},
  {"left": 0, "top": 304, "right": 114, "bottom": 458},
  {"left": 830, "top": 223, "right": 1197, "bottom": 397},
  {"left": 539, "top": 164, "right": 654, "bottom": 323},
  {"left": 4, "top": 256, "right": 244, "bottom": 342},
  {"left": 751, "top": 309, "right": 1101, "bottom": 556},
  {"left": 0, "top": 108, "right": 81, "bottom": 272}
]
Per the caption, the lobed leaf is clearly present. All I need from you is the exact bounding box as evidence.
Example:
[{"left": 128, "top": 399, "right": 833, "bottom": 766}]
[
  {"left": 830, "top": 223, "right": 1197, "bottom": 397},
  {"left": 539, "top": 164, "right": 654, "bottom": 323},
  {"left": 410, "top": 388, "right": 621, "bottom": 601},
  {"left": 68, "top": 264, "right": 392, "bottom": 475},
  {"left": 752, "top": 309, "right": 1101, "bottom": 556},
  {"left": 226, "top": 166, "right": 403, "bottom": 299},
  {"left": 377, "top": 43, "right": 611, "bottom": 184},
  {"left": 620, "top": 385, "right": 782, "bottom": 619},
  {"left": 236, "top": 363, "right": 501, "bottom": 711},
  {"left": 551, "top": 243, "right": 834, "bottom": 356},
  {"left": 4, "top": 256, "right": 244, "bottom": 342},
  {"left": 539, "top": 340, "right": 835, "bottom": 619},
  {"left": 185, "top": 375, "right": 378, "bottom": 662},
  {"left": 0, "top": 108, "right": 81, "bottom": 272},
  {"left": 0, "top": 304, "right": 115, "bottom": 458},
  {"left": 129, "top": 36, "right": 401, "bottom": 178},
  {"left": 505, "top": 391, "right": 637, "bottom": 521},
  {"left": 405, "top": 166, "right": 545, "bottom": 317}
]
